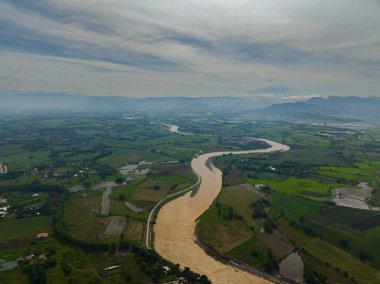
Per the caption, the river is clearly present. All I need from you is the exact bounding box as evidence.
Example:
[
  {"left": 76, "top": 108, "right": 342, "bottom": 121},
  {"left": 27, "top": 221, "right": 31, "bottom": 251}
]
[{"left": 154, "top": 136, "right": 289, "bottom": 283}]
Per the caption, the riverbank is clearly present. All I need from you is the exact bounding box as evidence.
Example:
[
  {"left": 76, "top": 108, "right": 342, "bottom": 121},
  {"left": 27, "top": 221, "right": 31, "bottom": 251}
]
[{"left": 154, "top": 139, "right": 289, "bottom": 283}]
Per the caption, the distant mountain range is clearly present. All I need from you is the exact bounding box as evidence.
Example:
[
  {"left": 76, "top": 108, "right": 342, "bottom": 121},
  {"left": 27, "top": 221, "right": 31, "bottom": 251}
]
[
  {"left": 0, "top": 93, "right": 269, "bottom": 114},
  {"left": 1, "top": 93, "right": 380, "bottom": 120},
  {"left": 258, "top": 96, "right": 380, "bottom": 120}
]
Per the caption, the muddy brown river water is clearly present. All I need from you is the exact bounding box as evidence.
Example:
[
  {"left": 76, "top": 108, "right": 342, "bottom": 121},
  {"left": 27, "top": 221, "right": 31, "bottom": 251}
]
[{"left": 154, "top": 139, "right": 289, "bottom": 283}]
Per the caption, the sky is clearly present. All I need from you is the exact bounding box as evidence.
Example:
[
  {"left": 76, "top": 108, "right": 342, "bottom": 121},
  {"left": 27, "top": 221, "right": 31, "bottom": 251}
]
[{"left": 0, "top": 0, "right": 379, "bottom": 100}]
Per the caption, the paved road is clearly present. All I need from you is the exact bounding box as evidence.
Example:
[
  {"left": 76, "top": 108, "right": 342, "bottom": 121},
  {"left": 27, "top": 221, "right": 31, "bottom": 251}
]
[{"left": 124, "top": 201, "right": 143, "bottom": 213}]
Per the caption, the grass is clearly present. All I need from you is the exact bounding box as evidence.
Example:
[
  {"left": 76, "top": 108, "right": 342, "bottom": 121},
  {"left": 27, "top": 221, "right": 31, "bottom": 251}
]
[
  {"left": 0, "top": 269, "right": 27, "bottom": 284},
  {"left": 223, "top": 169, "right": 244, "bottom": 186},
  {"left": 45, "top": 245, "right": 153, "bottom": 284},
  {"left": 316, "top": 206, "right": 380, "bottom": 226},
  {"left": 99, "top": 148, "right": 169, "bottom": 165},
  {"left": 246, "top": 176, "right": 331, "bottom": 199},
  {"left": 269, "top": 192, "right": 326, "bottom": 220},
  {"left": 366, "top": 224, "right": 380, "bottom": 234},
  {"left": 276, "top": 147, "right": 352, "bottom": 167},
  {"left": 131, "top": 179, "right": 191, "bottom": 203},
  {"left": 300, "top": 251, "right": 356, "bottom": 284},
  {"left": 305, "top": 218, "right": 380, "bottom": 270},
  {"left": 259, "top": 230, "right": 293, "bottom": 259},
  {"left": 304, "top": 239, "right": 380, "bottom": 284},
  {"left": 109, "top": 198, "right": 129, "bottom": 216},
  {"left": 63, "top": 191, "right": 112, "bottom": 242},
  {"left": 0, "top": 216, "right": 51, "bottom": 242},
  {"left": 197, "top": 185, "right": 267, "bottom": 255},
  {"left": 370, "top": 186, "right": 380, "bottom": 206},
  {"left": 123, "top": 220, "right": 144, "bottom": 243},
  {"left": 197, "top": 200, "right": 253, "bottom": 253},
  {"left": 227, "top": 236, "right": 271, "bottom": 269},
  {"left": 276, "top": 218, "right": 312, "bottom": 246},
  {"left": 1, "top": 151, "right": 50, "bottom": 171},
  {"left": 316, "top": 161, "right": 377, "bottom": 183},
  {"left": 218, "top": 185, "right": 263, "bottom": 230}
]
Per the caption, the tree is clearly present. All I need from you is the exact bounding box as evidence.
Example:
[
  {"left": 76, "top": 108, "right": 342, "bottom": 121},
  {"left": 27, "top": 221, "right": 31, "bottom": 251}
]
[
  {"left": 83, "top": 180, "right": 91, "bottom": 189},
  {"left": 251, "top": 250, "right": 260, "bottom": 258},
  {"left": 339, "top": 239, "right": 349, "bottom": 248},
  {"left": 358, "top": 251, "right": 373, "bottom": 262},
  {"left": 118, "top": 194, "right": 125, "bottom": 202},
  {"left": 304, "top": 269, "right": 327, "bottom": 284},
  {"left": 199, "top": 275, "right": 210, "bottom": 284},
  {"left": 115, "top": 177, "right": 124, "bottom": 185}
]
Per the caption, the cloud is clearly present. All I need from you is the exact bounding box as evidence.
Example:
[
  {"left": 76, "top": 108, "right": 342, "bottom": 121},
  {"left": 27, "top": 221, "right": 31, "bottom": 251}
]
[{"left": 0, "top": 0, "right": 379, "bottom": 98}]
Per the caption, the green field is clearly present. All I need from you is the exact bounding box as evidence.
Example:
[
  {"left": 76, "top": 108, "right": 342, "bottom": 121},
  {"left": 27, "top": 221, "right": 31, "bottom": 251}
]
[
  {"left": 2, "top": 113, "right": 380, "bottom": 283},
  {"left": 304, "top": 239, "right": 380, "bottom": 284},
  {"left": 317, "top": 162, "right": 375, "bottom": 183},
  {"left": 246, "top": 177, "right": 331, "bottom": 199},
  {"left": 228, "top": 236, "right": 271, "bottom": 269},
  {"left": 0, "top": 216, "right": 51, "bottom": 242},
  {"left": 316, "top": 206, "right": 380, "bottom": 226},
  {"left": 196, "top": 185, "right": 263, "bottom": 253},
  {"left": 269, "top": 192, "right": 326, "bottom": 220}
]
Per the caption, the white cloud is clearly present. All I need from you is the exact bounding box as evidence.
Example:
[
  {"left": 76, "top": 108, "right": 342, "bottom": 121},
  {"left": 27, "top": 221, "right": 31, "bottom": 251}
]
[{"left": 0, "top": 0, "right": 379, "bottom": 98}]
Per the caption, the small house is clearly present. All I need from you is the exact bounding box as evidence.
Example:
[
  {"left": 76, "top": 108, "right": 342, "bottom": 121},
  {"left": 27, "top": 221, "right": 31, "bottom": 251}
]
[
  {"left": 39, "top": 254, "right": 47, "bottom": 262},
  {"left": 24, "top": 254, "right": 35, "bottom": 262},
  {"left": 36, "top": 233, "right": 49, "bottom": 239},
  {"left": 162, "top": 265, "right": 170, "bottom": 275}
]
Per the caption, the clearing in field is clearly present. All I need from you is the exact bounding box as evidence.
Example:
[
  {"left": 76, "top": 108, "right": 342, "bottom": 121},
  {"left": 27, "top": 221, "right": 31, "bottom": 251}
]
[
  {"left": 331, "top": 183, "right": 379, "bottom": 210},
  {"left": 123, "top": 220, "right": 144, "bottom": 242},
  {"left": 258, "top": 230, "right": 293, "bottom": 259},
  {"left": 104, "top": 216, "right": 126, "bottom": 236}
]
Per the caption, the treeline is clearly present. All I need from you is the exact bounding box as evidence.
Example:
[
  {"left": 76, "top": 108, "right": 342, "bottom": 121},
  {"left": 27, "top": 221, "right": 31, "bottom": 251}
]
[
  {"left": 215, "top": 201, "right": 242, "bottom": 221},
  {"left": 0, "top": 182, "right": 64, "bottom": 194},
  {"left": 126, "top": 242, "right": 210, "bottom": 283}
]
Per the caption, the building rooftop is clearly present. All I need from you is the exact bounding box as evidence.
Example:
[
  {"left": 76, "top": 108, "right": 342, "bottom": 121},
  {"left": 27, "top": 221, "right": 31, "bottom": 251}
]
[{"left": 36, "top": 233, "right": 49, "bottom": 238}]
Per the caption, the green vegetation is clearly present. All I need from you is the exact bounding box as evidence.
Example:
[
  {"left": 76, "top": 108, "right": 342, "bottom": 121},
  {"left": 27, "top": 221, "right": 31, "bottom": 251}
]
[
  {"left": 197, "top": 120, "right": 380, "bottom": 282},
  {"left": 2, "top": 113, "right": 380, "bottom": 283},
  {"left": 0, "top": 217, "right": 51, "bottom": 242},
  {"left": 304, "top": 239, "right": 380, "bottom": 284},
  {"left": 269, "top": 192, "right": 326, "bottom": 220},
  {"left": 246, "top": 176, "right": 331, "bottom": 199},
  {"left": 0, "top": 114, "right": 216, "bottom": 284},
  {"left": 316, "top": 206, "right": 380, "bottom": 226}
]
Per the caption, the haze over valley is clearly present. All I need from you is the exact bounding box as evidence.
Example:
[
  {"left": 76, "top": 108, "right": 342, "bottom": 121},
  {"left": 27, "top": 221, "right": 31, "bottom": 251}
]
[{"left": 1, "top": 1, "right": 380, "bottom": 284}]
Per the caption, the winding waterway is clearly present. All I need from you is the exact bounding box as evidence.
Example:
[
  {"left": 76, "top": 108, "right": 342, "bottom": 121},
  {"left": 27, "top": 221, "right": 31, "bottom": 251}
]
[{"left": 154, "top": 131, "right": 289, "bottom": 283}]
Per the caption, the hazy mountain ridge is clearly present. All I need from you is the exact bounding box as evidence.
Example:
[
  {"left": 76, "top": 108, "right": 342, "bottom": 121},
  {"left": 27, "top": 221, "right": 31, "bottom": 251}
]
[
  {"left": 1, "top": 94, "right": 380, "bottom": 119},
  {"left": 259, "top": 96, "right": 380, "bottom": 119},
  {"left": 0, "top": 93, "right": 270, "bottom": 114}
]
